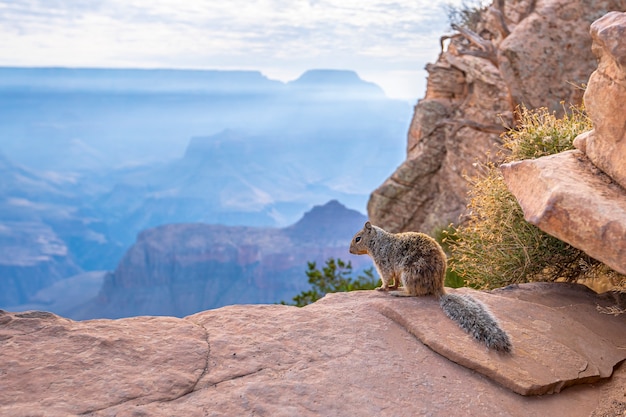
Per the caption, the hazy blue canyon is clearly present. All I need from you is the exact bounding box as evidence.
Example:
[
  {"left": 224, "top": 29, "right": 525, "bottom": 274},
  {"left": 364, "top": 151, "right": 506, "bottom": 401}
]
[{"left": 0, "top": 67, "right": 411, "bottom": 318}]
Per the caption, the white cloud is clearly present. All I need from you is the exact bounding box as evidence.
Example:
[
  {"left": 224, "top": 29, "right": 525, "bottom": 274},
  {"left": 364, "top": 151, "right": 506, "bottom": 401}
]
[{"left": 0, "top": 0, "right": 459, "bottom": 99}]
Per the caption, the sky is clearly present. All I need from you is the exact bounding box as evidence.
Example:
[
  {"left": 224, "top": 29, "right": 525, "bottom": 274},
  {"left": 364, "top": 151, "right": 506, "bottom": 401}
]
[{"left": 0, "top": 0, "right": 465, "bottom": 100}]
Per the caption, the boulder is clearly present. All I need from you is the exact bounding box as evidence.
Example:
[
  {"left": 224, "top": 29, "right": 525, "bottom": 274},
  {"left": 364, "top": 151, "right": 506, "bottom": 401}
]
[
  {"left": 501, "top": 150, "right": 626, "bottom": 275},
  {"left": 497, "top": 0, "right": 623, "bottom": 113},
  {"left": 574, "top": 11, "right": 626, "bottom": 190},
  {"left": 2, "top": 283, "right": 626, "bottom": 416}
]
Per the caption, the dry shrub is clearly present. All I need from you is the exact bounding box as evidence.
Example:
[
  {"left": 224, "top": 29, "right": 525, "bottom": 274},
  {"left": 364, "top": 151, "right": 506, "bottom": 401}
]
[
  {"left": 444, "top": 105, "right": 625, "bottom": 290},
  {"left": 444, "top": 0, "right": 490, "bottom": 32},
  {"left": 503, "top": 103, "right": 590, "bottom": 160}
]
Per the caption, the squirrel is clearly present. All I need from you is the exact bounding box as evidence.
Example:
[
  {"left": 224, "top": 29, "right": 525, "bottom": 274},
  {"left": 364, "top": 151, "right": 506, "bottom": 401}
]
[{"left": 349, "top": 221, "right": 512, "bottom": 353}]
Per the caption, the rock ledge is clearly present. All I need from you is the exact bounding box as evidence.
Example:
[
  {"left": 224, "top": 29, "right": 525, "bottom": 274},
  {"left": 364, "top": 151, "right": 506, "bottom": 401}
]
[{"left": 2, "top": 283, "right": 625, "bottom": 416}]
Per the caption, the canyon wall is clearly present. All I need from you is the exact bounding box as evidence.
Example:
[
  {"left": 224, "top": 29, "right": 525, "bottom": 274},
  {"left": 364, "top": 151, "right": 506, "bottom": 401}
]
[{"left": 71, "top": 200, "right": 372, "bottom": 319}]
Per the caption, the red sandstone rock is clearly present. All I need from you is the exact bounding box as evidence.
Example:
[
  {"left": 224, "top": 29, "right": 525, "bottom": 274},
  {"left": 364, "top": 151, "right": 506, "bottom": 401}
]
[
  {"left": 2, "top": 283, "right": 625, "bottom": 416},
  {"left": 368, "top": 51, "right": 511, "bottom": 234},
  {"left": 497, "top": 0, "right": 622, "bottom": 112}
]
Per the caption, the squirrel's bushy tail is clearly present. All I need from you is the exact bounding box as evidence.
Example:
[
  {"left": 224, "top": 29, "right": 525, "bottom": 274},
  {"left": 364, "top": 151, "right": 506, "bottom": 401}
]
[{"left": 439, "top": 293, "right": 512, "bottom": 353}]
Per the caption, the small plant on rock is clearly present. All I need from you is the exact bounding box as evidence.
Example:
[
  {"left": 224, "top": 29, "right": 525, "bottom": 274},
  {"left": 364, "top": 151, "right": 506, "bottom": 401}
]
[{"left": 282, "top": 258, "right": 378, "bottom": 307}]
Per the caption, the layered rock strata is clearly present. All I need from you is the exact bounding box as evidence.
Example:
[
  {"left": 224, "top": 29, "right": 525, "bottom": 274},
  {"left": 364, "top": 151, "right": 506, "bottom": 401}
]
[{"left": 71, "top": 200, "right": 371, "bottom": 319}]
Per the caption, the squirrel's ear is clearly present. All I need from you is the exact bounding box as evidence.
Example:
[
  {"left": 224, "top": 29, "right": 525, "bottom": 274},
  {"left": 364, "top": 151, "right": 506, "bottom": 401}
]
[{"left": 365, "top": 221, "right": 371, "bottom": 230}]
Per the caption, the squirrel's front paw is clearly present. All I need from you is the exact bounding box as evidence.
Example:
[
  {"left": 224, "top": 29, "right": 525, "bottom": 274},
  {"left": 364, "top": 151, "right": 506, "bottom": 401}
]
[{"left": 375, "top": 286, "right": 389, "bottom": 292}]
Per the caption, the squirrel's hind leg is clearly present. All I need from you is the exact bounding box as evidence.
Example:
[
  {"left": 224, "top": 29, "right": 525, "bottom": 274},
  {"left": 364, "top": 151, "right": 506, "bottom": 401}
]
[{"left": 389, "top": 271, "right": 408, "bottom": 294}]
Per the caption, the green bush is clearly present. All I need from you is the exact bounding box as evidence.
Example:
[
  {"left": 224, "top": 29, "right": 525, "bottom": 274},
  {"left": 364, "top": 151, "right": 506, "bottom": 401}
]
[
  {"left": 443, "top": 105, "right": 601, "bottom": 289},
  {"left": 282, "top": 258, "right": 379, "bottom": 307}
]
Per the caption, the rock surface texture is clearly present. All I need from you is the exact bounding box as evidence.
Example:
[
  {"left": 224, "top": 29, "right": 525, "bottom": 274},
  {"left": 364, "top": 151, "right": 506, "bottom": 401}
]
[
  {"left": 2, "top": 283, "right": 626, "bottom": 416},
  {"left": 574, "top": 11, "right": 626, "bottom": 190},
  {"left": 368, "top": 0, "right": 626, "bottom": 234},
  {"left": 502, "top": 11, "right": 626, "bottom": 275},
  {"left": 501, "top": 150, "right": 626, "bottom": 274}
]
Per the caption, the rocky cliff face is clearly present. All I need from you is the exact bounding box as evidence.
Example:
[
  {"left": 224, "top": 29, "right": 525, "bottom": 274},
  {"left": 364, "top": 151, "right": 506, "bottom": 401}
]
[
  {"left": 72, "top": 201, "right": 371, "bottom": 319},
  {"left": 368, "top": 0, "right": 626, "bottom": 234}
]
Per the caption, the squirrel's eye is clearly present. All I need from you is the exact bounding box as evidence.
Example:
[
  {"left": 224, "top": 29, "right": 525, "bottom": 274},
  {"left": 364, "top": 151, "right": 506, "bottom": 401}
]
[{"left": 355, "top": 237, "right": 361, "bottom": 243}]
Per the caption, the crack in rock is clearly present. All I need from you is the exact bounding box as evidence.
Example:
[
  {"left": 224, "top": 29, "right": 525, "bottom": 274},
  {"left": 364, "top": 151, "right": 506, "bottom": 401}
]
[
  {"left": 78, "top": 394, "right": 146, "bottom": 416},
  {"left": 188, "top": 321, "right": 211, "bottom": 393},
  {"left": 212, "top": 367, "right": 268, "bottom": 387}
]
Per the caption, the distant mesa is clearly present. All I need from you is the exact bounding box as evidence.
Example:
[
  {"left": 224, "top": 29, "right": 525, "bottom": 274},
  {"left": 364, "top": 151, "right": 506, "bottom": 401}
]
[
  {"left": 0, "top": 67, "right": 387, "bottom": 98},
  {"left": 291, "top": 69, "right": 369, "bottom": 85},
  {"left": 0, "top": 67, "right": 282, "bottom": 94},
  {"left": 288, "top": 69, "right": 386, "bottom": 99},
  {"left": 286, "top": 199, "right": 367, "bottom": 242}
]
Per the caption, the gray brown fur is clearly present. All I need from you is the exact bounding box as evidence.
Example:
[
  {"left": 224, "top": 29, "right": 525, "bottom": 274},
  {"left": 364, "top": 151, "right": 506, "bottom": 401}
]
[
  {"left": 349, "top": 221, "right": 446, "bottom": 297},
  {"left": 350, "top": 221, "right": 512, "bottom": 353}
]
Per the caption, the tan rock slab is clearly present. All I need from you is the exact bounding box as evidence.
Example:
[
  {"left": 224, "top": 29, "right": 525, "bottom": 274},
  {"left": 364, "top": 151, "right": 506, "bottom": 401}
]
[
  {"left": 0, "top": 311, "right": 208, "bottom": 415},
  {"left": 377, "top": 283, "right": 626, "bottom": 396},
  {"left": 2, "top": 283, "right": 626, "bottom": 416},
  {"left": 501, "top": 149, "right": 626, "bottom": 275}
]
